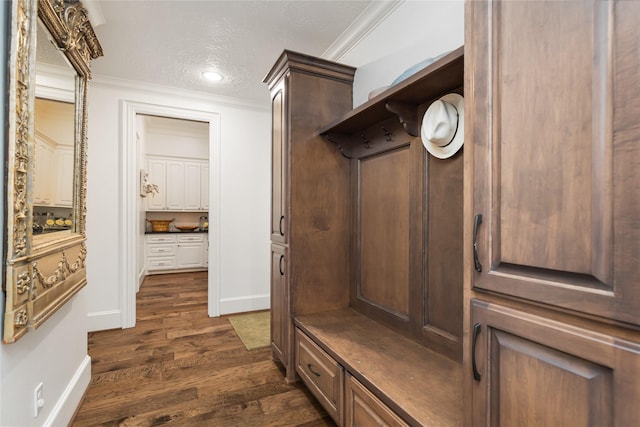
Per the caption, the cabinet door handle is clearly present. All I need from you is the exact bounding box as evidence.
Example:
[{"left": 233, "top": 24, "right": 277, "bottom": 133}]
[
  {"left": 279, "top": 255, "right": 284, "bottom": 276},
  {"left": 279, "top": 215, "right": 285, "bottom": 236},
  {"left": 472, "top": 322, "right": 482, "bottom": 381},
  {"left": 307, "top": 363, "right": 321, "bottom": 377},
  {"left": 473, "top": 214, "right": 483, "bottom": 272}
]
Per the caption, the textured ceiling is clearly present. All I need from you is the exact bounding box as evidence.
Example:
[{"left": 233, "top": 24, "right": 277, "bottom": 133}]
[{"left": 85, "top": 1, "right": 374, "bottom": 104}]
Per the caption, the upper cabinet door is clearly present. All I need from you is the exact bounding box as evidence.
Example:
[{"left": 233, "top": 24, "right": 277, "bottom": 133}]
[
  {"left": 271, "top": 79, "right": 288, "bottom": 244},
  {"left": 468, "top": 1, "right": 640, "bottom": 324},
  {"left": 166, "top": 161, "right": 185, "bottom": 210}
]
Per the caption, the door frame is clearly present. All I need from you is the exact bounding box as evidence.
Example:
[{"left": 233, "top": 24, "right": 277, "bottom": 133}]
[{"left": 120, "top": 101, "right": 221, "bottom": 328}]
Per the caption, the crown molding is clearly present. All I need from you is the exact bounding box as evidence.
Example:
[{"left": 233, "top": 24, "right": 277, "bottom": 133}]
[
  {"left": 90, "top": 74, "right": 271, "bottom": 111},
  {"left": 322, "top": 0, "right": 404, "bottom": 63}
]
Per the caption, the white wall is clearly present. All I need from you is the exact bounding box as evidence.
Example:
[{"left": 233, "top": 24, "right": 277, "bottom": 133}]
[
  {"left": 340, "top": 0, "right": 465, "bottom": 107},
  {"left": 85, "top": 79, "right": 271, "bottom": 330}
]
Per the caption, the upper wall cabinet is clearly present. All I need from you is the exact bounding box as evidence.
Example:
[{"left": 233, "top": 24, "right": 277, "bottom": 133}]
[
  {"left": 468, "top": 0, "right": 640, "bottom": 326},
  {"left": 146, "top": 156, "right": 209, "bottom": 212}
]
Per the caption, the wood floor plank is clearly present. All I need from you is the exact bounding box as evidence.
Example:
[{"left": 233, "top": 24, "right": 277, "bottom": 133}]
[{"left": 71, "top": 272, "right": 334, "bottom": 427}]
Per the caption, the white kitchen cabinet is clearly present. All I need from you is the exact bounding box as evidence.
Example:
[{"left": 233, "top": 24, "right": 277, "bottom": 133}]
[
  {"left": 34, "top": 137, "right": 54, "bottom": 206},
  {"left": 201, "top": 164, "right": 209, "bottom": 210},
  {"left": 146, "top": 158, "right": 167, "bottom": 210},
  {"left": 145, "top": 234, "right": 177, "bottom": 272},
  {"left": 183, "top": 162, "right": 202, "bottom": 210},
  {"left": 165, "top": 161, "right": 185, "bottom": 210},
  {"left": 177, "top": 234, "right": 205, "bottom": 268},
  {"left": 54, "top": 147, "right": 74, "bottom": 207},
  {"left": 34, "top": 134, "right": 75, "bottom": 208},
  {"left": 145, "top": 233, "right": 207, "bottom": 274},
  {"left": 146, "top": 156, "right": 208, "bottom": 211}
]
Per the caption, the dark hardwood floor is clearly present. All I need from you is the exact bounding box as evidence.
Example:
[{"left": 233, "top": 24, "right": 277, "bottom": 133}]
[{"left": 71, "top": 272, "right": 334, "bottom": 427}]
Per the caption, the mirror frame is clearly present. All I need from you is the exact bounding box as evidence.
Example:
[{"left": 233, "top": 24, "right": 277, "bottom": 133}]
[{"left": 3, "top": 0, "right": 102, "bottom": 343}]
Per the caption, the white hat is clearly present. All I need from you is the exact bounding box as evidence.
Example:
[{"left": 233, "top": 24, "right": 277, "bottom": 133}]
[{"left": 420, "top": 93, "right": 464, "bottom": 159}]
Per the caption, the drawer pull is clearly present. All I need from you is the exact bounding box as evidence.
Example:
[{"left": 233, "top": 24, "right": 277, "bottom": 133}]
[
  {"left": 279, "top": 215, "right": 285, "bottom": 236},
  {"left": 307, "top": 363, "right": 321, "bottom": 377}
]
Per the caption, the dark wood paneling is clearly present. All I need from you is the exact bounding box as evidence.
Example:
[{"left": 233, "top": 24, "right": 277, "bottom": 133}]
[
  {"left": 359, "top": 146, "right": 411, "bottom": 317},
  {"left": 471, "top": 0, "right": 640, "bottom": 325},
  {"left": 490, "top": 330, "right": 612, "bottom": 426},
  {"left": 288, "top": 70, "right": 353, "bottom": 316},
  {"left": 471, "top": 300, "right": 640, "bottom": 426},
  {"left": 423, "top": 150, "right": 464, "bottom": 361}
]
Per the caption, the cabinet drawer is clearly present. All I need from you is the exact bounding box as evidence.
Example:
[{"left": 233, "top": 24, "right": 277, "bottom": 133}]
[
  {"left": 147, "top": 257, "right": 177, "bottom": 271},
  {"left": 146, "top": 235, "right": 177, "bottom": 244},
  {"left": 345, "top": 373, "right": 408, "bottom": 427},
  {"left": 295, "top": 329, "right": 343, "bottom": 425},
  {"left": 177, "top": 234, "right": 204, "bottom": 243},
  {"left": 147, "top": 244, "right": 176, "bottom": 257}
]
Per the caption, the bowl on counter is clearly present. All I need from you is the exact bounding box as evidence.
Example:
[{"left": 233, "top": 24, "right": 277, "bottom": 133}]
[
  {"left": 175, "top": 225, "right": 199, "bottom": 232},
  {"left": 147, "top": 219, "right": 174, "bottom": 232}
]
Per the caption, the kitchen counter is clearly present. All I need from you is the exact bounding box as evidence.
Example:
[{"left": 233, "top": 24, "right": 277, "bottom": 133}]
[{"left": 145, "top": 230, "right": 208, "bottom": 234}]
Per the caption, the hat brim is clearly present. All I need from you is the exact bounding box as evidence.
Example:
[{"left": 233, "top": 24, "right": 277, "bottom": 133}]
[{"left": 421, "top": 93, "right": 464, "bottom": 159}]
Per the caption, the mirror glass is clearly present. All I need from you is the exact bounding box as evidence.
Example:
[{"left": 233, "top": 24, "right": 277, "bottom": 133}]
[{"left": 33, "top": 19, "right": 77, "bottom": 241}]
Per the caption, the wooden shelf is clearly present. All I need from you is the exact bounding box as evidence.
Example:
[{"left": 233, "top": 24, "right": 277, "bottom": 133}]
[
  {"left": 294, "top": 309, "right": 463, "bottom": 426},
  {"left": 319, "top": 46, "right": 464, "bottom": 140}
]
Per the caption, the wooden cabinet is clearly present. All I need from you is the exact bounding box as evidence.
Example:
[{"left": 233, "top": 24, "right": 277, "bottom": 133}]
[
  {"left": 264, "top": 51, "right": 355, "bottom": 381},
  {"left": 466, "top": 1, "right": 640, "bottom": 424},
  {"left": 345, "top": 374, "right": 408, "bottom": 427},
  {"left": 295, "top": 328, "right": 344, "bottom": 425},
  {"left": 270, "top": 244, "right": 287, "bottom": 365},
  {"left": 471, "top": 300, "right": 640, "bottom": 426},
  {"left": 270, "top": 79, "right": 286, "bottom": 244},
  {"left": 146, "top": 157, "right": 209, "bottom": 212}
]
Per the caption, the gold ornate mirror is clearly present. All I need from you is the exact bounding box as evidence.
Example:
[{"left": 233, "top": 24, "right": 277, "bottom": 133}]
[{"left": 3, "top": 0, "right": 102, "bottom": 343}]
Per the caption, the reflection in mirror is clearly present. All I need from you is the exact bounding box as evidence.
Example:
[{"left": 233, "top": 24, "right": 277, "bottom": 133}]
[
  {"left": 33, "top": 19, "right": 77, "bottom": 241},
  {"left": 33, "top": 98, "right": 75, "bottom": 235}
]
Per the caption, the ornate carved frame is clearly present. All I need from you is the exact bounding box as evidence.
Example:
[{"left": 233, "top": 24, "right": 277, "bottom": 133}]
[{"left": 3, "top": 0, "right": 102, "bottom": 343}]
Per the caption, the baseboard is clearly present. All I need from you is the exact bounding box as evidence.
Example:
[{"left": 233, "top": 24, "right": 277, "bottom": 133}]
[
  {"left": 87, "top": 309, "right": 121, "bottom": 332},
  {"left": 43, "top": 355, "right": 91, "bottom": 427},
  {"left": 219, "top": 293, "right": 269, "bottom": 315},
  {"left": 137, "top": 269, "right": 145, "bottom": 292}
]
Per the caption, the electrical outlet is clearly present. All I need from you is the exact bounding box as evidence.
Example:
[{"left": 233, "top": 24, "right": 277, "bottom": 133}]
[{"left": 33, "top": 382, "right": 44, "bottom": 417}]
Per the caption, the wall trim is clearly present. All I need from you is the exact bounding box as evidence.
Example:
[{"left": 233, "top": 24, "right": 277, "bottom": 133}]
[
  {"left": 43, "top": 355, "right": 91, "bottom": 427},
  {"left": 219, "top": 294, "right": 270, "bottom": 316},
  {"left": 87, "top": 309, "right": 121, "bottom": 332},
  {"left": 92, "top": 74, "right": 269, "bottom": 111},
  {"left": 120, "top": 101, "right": 222, "bottom": 328},
  {"left": 322, "top": 0, "right": 404, "bottom": 62}
]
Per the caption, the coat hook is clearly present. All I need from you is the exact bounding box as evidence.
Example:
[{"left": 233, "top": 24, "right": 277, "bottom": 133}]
[
  {"left": 381, "top": 125, "right": 392, "bottom": 142},
  {"left": 360, "top": 133, "right": 371, "bottom": 149}
]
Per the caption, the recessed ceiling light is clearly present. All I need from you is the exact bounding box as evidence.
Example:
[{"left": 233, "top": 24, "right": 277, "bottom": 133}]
[{"left": 202, "top": 71, "right": 223, "bottom": 82}]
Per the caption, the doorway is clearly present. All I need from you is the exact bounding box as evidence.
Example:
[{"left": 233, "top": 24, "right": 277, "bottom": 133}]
[{"left": 120, "top": 101, "right": 221, "bottom": 328}]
